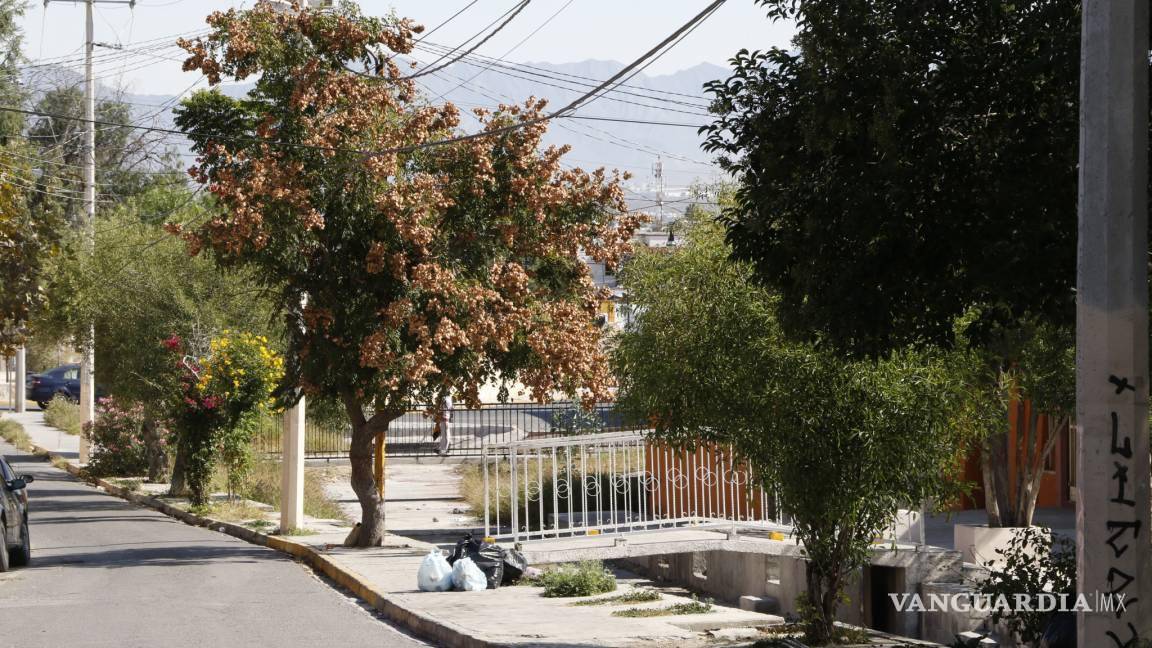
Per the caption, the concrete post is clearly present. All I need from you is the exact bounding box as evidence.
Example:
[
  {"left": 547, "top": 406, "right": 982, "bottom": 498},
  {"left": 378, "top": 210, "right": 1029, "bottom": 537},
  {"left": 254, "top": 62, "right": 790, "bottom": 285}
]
[
  {"left": 280, "top": 396, "right": 305, "bottom": 532},
  {"left": 14, "top": 346, "right": 25, "bottom": 413},
  {"left": 1076, "top": 2, "right": 1151, "bottom": 645}
]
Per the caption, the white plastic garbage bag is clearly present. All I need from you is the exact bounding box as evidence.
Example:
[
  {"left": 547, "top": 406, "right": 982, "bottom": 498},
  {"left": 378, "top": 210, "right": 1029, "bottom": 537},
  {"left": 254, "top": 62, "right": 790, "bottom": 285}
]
[
  {"left": 451, "top": 557, "right": 488, "bottom": 591},
  {"left": 417, "top": 550, "right": 454, "bottom": 592}
]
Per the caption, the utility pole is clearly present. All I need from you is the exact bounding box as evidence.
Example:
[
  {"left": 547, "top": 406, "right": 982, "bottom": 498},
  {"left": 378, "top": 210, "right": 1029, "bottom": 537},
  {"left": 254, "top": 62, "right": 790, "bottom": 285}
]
[
  {"left": 652, "top": 156, "right": 664, "bottom": 227},
  {"left": 1076, "top": 1, "right": 1151, "bottom": 645},
  {"left": 44, "top": 0, "right": 135, "bottom": 462}
]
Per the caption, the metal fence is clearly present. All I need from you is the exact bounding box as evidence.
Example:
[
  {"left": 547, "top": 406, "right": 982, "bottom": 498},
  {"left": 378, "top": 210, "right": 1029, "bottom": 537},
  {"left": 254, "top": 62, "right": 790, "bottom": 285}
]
[
  {"left": 252, "top": 401, "right": 644, "bottom": 458},
  {"left": 479, "top": 431, "right": 928, "bottom": 546},
  {"left": 481, "top": 431, "right": 788, "bottom": 542}
]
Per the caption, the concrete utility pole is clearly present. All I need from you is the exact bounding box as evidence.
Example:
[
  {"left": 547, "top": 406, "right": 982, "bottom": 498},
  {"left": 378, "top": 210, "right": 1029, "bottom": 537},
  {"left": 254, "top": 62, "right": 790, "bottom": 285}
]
[
  {"left": 44, "top": 0, "right": 135, "bottom": 462},
  {"left": 280, "top": 397, "right": 305, "bottom": 532},
  {"left": 15, "top": 345, "right": 25, "bottom": 413},
  {"left": 1076, "top": 1, "right": 1152, "bottom": 645}
]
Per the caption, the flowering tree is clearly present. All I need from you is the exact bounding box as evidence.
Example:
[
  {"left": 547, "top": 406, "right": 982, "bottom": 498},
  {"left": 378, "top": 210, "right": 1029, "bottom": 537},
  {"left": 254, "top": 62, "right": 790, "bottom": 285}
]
[
  {"left": 164, "top": 331, "right": 282, "bottom": 507},
  {"left": 172, "top": 1, "right": 640, "bottom": 545}
]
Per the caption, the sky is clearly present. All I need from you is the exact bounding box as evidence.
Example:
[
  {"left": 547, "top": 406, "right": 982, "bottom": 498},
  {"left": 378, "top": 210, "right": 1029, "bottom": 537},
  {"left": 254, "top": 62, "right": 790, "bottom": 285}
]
[{"left": 21, "top": 0, "right": 797, "bottom": 96}]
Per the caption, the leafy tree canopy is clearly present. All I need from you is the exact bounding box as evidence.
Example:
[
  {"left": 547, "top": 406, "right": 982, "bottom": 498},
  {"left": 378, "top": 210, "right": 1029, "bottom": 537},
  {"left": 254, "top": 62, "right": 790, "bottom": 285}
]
[
  {"left": 613, "top": 211, "right": 967, "bottom": 643},
  {"left": 171, "top": 0, "right": 641, "bottom": 545},
  {"left": 703, "top": 0, "right": 1082, "bottom": 357}
]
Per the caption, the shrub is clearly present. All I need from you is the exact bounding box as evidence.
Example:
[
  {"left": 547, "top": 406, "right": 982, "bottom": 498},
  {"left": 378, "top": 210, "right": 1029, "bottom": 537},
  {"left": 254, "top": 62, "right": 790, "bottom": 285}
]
[
  {"left": 43, "top": 394, "right": 83, "bottom": 435},
  {"left": 974, "top": 526, "right": 1075, "bottom": 647},
  {"left": 537, "top": 561, "right": 617, "bottom": 598},
  {"left": 84, "top": 397, "right": 154, "bottom": 477}
]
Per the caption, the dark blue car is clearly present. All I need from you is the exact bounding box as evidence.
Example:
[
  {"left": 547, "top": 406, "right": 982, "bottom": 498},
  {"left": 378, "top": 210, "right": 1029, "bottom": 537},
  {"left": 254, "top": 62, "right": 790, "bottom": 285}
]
[{"left": 26, "top": 364, "right": 87, "bottom": 410}]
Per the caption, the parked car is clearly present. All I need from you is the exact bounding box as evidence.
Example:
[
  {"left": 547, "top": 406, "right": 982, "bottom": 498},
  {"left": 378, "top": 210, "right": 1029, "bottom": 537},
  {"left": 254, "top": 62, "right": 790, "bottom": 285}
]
[
  {"left": 25, "top": 363, "right": 104, "bottom": 410},
  {"left": 0, "top": 456, "right": 32, "bottom": 571}
]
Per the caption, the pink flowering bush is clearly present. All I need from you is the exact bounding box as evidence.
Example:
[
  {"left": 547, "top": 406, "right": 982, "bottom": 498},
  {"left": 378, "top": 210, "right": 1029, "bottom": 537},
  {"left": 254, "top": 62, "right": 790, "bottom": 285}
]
[{"left": 84, "top": 397, "right": 163, "bottom": 477}]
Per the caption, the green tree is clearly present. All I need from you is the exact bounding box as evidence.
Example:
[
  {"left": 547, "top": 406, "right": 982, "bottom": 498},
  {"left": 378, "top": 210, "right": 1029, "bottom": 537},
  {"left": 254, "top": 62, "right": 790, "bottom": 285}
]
[
  {"left": 172, "top": 1, "right": 640, "bottom": 546},
  {"left": 26, "top": 87, "right": 184, "bottom": 226},
  {"left": 0, "top": 148, "right": 62, "bottom": 353},
  {"left": 703, "top": 0, "right": 1082, "bottom": 528},
  {"left": 33, "top": 186, "right": 276, "bottom": 481},
  {"left": 613, "top": 214, "right": 966, "bottom": 645}
]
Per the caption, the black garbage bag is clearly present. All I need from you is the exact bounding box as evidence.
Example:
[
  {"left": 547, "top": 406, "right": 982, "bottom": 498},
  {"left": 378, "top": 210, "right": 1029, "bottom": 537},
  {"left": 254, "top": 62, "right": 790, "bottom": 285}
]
[
  {"left": 1039, "top": 611, "right": 1075, "bottom": 648},
  {"left": 448, "top": 534, "right": 505, "bottom": 590},
  {"left": 501, "top": 548, "right": 528, "bottom": 584}
]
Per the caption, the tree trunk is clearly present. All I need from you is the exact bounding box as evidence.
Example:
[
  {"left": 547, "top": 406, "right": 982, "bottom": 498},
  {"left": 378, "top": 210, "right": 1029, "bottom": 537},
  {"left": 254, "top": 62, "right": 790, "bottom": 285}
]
[
  {"left": 348, "top": 417, "right": 386, "bottom": 546},
  {"left": 168, "top": 438, "right": 188, "bottom": 496},
  {"left": 1020, "top": 415, "right": 1065, "bottom": 528},
  {"left": 342, "top": 394, "right": 403, "bottom": 548},
  {"left": 803, "top": 561, "right": 839, "bottom": 646},
  {"left": 981, "top": 436, "right": 1002, "bottom": 527},
  {"left": 141, "top": 415, "right": 169, "bottom": 483},
  {"left": 989, "top": 427, "right": 1016, "bottom": 526}
]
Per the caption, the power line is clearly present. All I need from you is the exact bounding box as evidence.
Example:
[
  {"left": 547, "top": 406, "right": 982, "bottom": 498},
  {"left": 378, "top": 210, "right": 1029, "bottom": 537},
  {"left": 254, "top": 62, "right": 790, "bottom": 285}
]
[
  {"left": 403, "top": 0, "right": 534, "bottom": 81},
  {"left": 429, "top": 0, "right": 576, "bottom": 104},
  {"left": 0, "top": 1, "right": 728, "bottom": 161},
  {"left": 416, "top": 41, "right": 711, "bottom": 111},
  {"left": 418, "top": 39, "right": 713, "bottom": 105}
]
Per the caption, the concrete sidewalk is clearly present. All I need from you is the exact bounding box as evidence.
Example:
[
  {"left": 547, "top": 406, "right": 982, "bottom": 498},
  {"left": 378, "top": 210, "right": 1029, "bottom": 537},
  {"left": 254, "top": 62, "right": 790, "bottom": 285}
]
[
  {"left": 286, "top": 530, "right": 787, "bottom": 648},
  {"left": 6, "top": 409, "right": 80, "bottom": 460}
]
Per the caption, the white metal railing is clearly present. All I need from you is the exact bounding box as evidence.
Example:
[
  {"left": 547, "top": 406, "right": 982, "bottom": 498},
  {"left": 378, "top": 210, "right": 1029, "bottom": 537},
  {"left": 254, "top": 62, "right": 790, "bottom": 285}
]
[{"left": 481, "top": 431, "right": 788, "bottom": 542}]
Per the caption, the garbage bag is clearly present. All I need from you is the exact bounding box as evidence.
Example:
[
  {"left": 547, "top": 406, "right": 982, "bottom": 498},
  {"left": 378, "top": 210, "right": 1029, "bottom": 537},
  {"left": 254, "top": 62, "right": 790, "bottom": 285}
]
[
  {"left": 501, "top": 548, "right": 528, "bottom": 584},
  {"left": 448, "top": 534, "right": 505, "bottom": 589},
  {"left": 451, "top": 557, "right": 488, "bottom": 592},
  {"left": 417, "top": 549, "right": 453, "bottom": 592}
]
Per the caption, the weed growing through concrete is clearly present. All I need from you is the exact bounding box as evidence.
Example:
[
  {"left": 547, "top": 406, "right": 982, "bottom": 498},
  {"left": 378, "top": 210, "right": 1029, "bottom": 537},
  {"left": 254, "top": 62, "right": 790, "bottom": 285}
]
[
  {"left": 245, "top": 519, "right": 275, "bottom": 531},
  {"left": 612, "top": 595, "right": 713, "bottom": 618},
  {"left": 537, "top": 561, "right": 617, "bottom": 598},
  {"left": 570, "top": 587, "right": 661, "bottom": 606}
]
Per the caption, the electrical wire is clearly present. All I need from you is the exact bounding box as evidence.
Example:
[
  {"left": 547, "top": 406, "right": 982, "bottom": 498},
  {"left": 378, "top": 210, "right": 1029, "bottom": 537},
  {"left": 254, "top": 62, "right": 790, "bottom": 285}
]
[
  {"left": 403, "top": 0, "right": 533, "bottom": 81},
  {"left": 0, "top": 1, "right": 727, "bottom": 161}
]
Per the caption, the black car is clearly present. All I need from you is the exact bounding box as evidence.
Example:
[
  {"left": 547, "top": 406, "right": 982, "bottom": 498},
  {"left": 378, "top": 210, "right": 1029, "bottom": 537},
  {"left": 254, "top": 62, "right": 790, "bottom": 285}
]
[
  {"left": 0, "top": 455, "right": 32, "bottom": 571},
  {"left": 26, "top": 363, "right": 97, "bottom": 410}
]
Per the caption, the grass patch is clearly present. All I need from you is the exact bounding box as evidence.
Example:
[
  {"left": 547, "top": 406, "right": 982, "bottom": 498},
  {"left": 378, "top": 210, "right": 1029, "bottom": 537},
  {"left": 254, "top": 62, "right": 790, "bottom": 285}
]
[
  {"left": 535, "top": 561, "right": 617, "bottom": 598},
  {"left": 207, "top": 499, "right": 269, "bottom": 523},
  {"left": 110, "top": 478, "right": 143, "bottom": 493},
  {"left": 570, "top": 587, "right": 661, "bottom": 606},
  {"left": 0, "top": 418, "right": 32, "bottom": 451},
  {"left": 612, "top": 595, "right": 713, "bottom": 618},
  {"left": 212, "top": 460, "right": 349, "bottom": 523},
  {"left": 43, "top": 395, "right": 83, "bottom": 436},
  {"left": 245, "top": 519, "right": 276, "bottom": 531},
  {"left": 275, "top": 527, "right": 318, "bottom": 536},
  {"left": 51, "top": 456, "right": 73, "bottom": 472}
]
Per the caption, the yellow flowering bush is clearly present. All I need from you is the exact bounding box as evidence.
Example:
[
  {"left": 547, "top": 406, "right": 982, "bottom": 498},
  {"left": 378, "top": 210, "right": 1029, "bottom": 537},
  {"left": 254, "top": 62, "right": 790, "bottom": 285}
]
[{"left": 167, "top": 330, "right": 283, "bottom": 506}]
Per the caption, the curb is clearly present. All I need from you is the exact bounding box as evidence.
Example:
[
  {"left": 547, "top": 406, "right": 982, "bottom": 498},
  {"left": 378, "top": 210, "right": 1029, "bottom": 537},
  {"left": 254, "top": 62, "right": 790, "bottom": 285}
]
[{"left": 26, "top": 441, "right": 498, "bottom": 648}]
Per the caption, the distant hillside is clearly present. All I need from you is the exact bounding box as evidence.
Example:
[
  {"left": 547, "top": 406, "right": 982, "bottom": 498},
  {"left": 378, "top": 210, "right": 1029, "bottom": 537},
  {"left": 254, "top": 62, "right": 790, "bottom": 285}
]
[{"left": 27, "top": 59, "right": 729, "bottom": 194}]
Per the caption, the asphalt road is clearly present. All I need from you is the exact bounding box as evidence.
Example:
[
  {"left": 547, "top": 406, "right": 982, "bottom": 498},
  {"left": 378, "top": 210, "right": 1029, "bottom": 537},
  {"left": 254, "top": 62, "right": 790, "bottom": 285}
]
[{"left": 0, "top": 441, "right": 432, "bottom": 648}]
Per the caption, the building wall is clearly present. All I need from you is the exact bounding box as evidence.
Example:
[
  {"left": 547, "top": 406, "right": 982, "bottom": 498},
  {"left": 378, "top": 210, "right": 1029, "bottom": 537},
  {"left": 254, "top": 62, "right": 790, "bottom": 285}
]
[{"left": 955, "top": 399, "right": 1072, "bottom": 512}]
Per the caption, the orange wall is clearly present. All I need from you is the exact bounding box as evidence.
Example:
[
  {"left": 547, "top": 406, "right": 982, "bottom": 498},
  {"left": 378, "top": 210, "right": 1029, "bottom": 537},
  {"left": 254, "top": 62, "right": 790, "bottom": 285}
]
[
  {"left": 955, "top": 399, "right": 1071, "bottom": 512},
  {"left": 644, "top": 442, "right": 774, "bottom": 522}
]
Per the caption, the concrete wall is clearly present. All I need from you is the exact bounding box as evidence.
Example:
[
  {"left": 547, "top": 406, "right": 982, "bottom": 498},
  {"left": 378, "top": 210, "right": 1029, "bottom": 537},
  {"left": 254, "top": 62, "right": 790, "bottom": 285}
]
[{"left": 620, "top": 545, "right": 966, "bottom": 642}]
